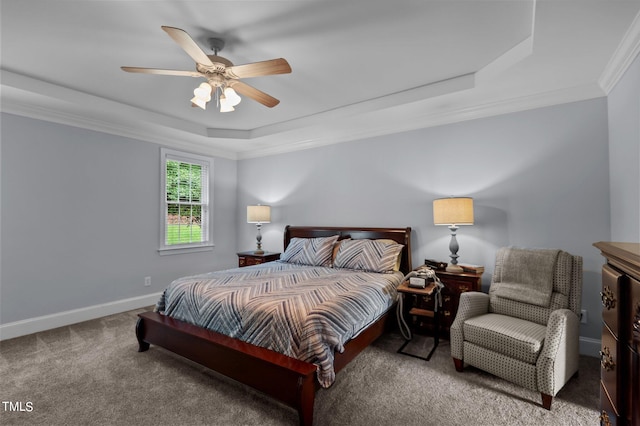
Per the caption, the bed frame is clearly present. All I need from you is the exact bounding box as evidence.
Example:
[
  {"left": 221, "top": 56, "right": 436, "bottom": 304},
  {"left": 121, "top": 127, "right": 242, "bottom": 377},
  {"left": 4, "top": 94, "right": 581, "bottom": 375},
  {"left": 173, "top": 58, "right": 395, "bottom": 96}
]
[{"left": 136, "top": 226, "right": 412, "bottom": 426}]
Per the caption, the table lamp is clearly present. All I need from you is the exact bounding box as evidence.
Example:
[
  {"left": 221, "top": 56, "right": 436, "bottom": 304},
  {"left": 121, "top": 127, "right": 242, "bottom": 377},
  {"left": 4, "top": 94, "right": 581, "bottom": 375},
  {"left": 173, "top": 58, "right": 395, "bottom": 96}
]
[
  {"left": 247, "top": 204, "right": 271, "bottom": 254},
  {"left": 433, "top": 197, "right": 474, "bottom": 273}
]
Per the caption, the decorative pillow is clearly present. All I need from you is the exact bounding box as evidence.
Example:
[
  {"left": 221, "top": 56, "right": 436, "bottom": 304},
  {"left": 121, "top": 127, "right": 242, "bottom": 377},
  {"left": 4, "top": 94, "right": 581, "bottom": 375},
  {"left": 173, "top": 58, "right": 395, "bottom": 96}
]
[
  {"left": 331, "top": 238, "right": 350, "bottom": 264},
  {"left": 376, "top": 239, "right": 404, "bottom": 272},
  {"left": 280, "top": 235, "right": 340, "bottom": 267},
  {"left": 333, "top": 239, "right": 404, "bottom": 273}
]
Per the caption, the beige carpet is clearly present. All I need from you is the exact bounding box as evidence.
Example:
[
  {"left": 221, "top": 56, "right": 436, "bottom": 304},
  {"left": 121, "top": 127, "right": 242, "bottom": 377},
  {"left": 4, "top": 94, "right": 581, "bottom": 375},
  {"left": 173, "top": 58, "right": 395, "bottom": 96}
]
[{"left": 0, "top": 307, "right": 599, "bottom": 425}]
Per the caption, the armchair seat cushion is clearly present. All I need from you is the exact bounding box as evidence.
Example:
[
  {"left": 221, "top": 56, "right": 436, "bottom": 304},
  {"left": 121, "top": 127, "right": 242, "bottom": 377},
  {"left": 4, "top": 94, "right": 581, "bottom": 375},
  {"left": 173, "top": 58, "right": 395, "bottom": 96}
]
[{"left": 463, "top": 313, "right": 546, "bottom": 364}]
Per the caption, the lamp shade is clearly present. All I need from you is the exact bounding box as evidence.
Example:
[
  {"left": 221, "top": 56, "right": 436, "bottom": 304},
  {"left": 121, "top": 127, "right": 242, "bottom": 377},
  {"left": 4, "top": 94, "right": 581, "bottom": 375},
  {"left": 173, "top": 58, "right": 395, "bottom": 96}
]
[
  {"left": 247, "top": 205, "right": 271, "bottom": 223},
  {"left": 433, "top": 197, "right": 474, "bottom": 226}
]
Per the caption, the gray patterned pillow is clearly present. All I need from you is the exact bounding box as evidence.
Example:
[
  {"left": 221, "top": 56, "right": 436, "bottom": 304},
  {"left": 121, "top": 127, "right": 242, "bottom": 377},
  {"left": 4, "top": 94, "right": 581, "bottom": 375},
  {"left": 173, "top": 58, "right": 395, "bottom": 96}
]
[
  {"left": 333, "top": 239, "right": 404, "bottom": 273},
  {"left": 280, "top": 235, "right": 340, "bottom": 267}
]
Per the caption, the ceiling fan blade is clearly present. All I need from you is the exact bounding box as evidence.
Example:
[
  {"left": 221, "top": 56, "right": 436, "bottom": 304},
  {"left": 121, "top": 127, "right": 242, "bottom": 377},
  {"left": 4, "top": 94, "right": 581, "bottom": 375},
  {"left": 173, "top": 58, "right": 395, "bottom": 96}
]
[
  {"left": 161, "top": 26, "right": 214, "bottom": 66},
  {"left": 230, "top": 81, "right": 280, "bottom": 108},
  {"left": 225, "top": 58, "right": 291, "bottom": 79},
  {"left": 121, "top": 67, "right": 203, "bottom": 77}
]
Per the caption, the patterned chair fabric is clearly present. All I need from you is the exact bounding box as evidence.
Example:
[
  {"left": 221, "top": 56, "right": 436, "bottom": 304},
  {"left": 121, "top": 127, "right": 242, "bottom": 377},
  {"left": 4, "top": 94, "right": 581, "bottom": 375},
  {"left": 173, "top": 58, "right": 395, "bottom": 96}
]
[{"left": 450, "top": 247, "right": 583, "bottom": 410}]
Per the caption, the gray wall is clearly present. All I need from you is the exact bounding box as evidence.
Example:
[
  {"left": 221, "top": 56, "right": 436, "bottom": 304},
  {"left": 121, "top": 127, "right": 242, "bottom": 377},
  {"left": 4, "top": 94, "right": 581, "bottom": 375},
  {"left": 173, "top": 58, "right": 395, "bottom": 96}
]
[
  {"left": 237, "top": 98, "right": 611, "bottom": 344},
  {"left": 0, "top": 113, "right": 238, "bottom": 324},
  {"left": 607, "top": 52, "right": 640, "bottom": 242},
  {"left": 4, "top": 56, "right": 638, "bottom": 347}
]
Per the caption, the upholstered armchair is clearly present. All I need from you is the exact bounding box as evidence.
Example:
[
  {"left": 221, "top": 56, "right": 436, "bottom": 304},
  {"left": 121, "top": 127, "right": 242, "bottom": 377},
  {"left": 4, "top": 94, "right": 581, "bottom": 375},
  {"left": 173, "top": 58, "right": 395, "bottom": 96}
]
[{"left": 450, "top": 247, "right": 583, "bottom": 410}]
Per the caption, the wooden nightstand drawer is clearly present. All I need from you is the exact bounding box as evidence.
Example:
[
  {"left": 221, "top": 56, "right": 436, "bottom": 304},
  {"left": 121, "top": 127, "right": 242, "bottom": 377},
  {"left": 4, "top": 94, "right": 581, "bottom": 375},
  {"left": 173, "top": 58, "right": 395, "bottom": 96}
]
[
  {"left": 237, "top": 251, "right": 280, "bottom": 267},
  {"left": 434, "top": 270, "right": 482, "bottom": 333}
]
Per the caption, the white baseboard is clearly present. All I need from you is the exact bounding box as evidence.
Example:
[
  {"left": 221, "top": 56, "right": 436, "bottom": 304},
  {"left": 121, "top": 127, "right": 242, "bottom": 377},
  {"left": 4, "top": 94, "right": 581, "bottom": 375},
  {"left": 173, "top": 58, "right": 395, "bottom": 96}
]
[
  {"left": 579, "top": 336, "right": 602, "bottom": 358},
  {"left": 0, "top": 292, "right": 162, "bottom": 341}
]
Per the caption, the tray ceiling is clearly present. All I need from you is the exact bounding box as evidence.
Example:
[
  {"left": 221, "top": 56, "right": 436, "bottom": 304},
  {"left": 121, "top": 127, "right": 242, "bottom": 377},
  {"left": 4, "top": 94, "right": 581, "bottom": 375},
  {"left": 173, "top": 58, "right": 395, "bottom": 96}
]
[{"left": 2, "top": 0, "right": 639, "bottom": 159}]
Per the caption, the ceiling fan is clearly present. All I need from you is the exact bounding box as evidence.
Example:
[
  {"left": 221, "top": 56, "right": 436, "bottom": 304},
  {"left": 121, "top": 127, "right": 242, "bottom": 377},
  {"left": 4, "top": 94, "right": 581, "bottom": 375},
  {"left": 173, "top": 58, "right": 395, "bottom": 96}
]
[{"left": 121, "top": 26, "right": 292, "bottom": 112}]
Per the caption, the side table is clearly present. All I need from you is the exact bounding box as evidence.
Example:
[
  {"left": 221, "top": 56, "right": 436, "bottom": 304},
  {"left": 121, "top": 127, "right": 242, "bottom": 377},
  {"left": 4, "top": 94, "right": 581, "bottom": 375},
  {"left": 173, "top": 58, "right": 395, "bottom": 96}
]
[{"left": 397, "top": 280, "right": 442, "bottom": 361}]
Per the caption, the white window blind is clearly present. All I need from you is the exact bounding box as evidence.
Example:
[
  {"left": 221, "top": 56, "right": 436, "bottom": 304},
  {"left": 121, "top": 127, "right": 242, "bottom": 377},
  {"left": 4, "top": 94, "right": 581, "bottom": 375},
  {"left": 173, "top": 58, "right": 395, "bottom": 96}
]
[{"left": 160, "top": 148, "right": 213, "bottom": 253}]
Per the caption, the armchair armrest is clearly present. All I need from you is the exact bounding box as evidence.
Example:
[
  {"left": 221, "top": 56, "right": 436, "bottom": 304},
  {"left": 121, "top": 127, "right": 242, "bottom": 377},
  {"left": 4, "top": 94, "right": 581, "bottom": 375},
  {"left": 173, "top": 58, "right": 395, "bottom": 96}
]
[
  {"left": 450, "top": 291, "right": 489, "bottom": 360},
  {"left": 452, "top": 291, "right": 490, "bottom": 328},
  {"left": 536, "top": 309, "right": 580, "bottom": 396}
]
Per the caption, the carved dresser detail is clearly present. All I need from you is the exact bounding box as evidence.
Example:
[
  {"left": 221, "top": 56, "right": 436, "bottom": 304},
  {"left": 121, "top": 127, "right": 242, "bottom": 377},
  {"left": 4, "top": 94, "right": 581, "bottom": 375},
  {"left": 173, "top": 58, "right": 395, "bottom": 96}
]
[{"left": 594, "top": 242, "right": 640, "bottom": 426}]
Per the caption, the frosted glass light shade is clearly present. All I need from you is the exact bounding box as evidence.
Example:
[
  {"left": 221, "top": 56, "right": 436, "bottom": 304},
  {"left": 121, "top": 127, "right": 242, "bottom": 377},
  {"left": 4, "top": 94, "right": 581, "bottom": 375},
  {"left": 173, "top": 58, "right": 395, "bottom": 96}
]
[
  {"left": 191, "top": 82, "right": 212, "bottom": 110},
  {"left": 191, "top": 96, "right": 207, "bottom": 110},
  {"left": 224, "top": 87, "right": 241, "bottom": 106},
  {"left": 219, "top": 96, "right": 235, "bottom": 112}
]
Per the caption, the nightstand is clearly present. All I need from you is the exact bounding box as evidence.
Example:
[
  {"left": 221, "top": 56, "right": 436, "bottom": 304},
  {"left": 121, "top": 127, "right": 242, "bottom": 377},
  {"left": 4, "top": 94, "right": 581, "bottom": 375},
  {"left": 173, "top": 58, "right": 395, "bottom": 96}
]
[
  {"left": 436, "top": 270, "right": 483, "bottom": 333},
  {"left": 237, "top": 251, "right": 280, "bottom": 267},
  {"left": 408, "top": 269, "right": 482, "bottom": 336},
  {"left": 397, "top": 280, "right": 443, "bottom": 361}
]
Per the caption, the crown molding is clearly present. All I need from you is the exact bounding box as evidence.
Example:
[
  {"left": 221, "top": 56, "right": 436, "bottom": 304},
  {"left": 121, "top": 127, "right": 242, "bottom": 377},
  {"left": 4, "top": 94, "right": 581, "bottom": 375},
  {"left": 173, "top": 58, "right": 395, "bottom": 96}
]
[
  {"left": 237, "top": 83, "right": 606, "bottom": 160},
  {"left": 599, "top": 9, "right": 640, "bottom": 94},
  {"left": 2, "top": 51, "right": 606, "bottom": 164},
  {"left": 3, "top": 77, "right": 604, "bottom": 162},
  {"left": 1, "top": 99, "right": 240, "bottom": 160}
]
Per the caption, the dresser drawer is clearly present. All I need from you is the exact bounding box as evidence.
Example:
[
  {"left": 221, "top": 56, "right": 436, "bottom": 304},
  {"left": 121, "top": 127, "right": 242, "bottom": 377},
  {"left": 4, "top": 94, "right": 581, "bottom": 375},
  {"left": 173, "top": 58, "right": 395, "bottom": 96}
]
[
  {"left": 632, "top": 349, "right": 640, "bottom": 426},
  {"left": 601, "top": 323, "right": 619, "bottom": 413},
  {"left": 602, "top": 265, "right": 622, "bottom": 334},
  {"left": 630, "top": 276, "right": 640, "bottom": 350},
  {"left": 600, "top": 381, "right": 619, "bottom": 426}
]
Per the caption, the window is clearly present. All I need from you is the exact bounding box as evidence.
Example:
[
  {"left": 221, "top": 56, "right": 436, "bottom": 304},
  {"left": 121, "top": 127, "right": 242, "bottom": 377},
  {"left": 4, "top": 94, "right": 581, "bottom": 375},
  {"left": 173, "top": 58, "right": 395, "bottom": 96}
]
[{"left": 160, "top": 148, "right": 213, "bottom": 253}]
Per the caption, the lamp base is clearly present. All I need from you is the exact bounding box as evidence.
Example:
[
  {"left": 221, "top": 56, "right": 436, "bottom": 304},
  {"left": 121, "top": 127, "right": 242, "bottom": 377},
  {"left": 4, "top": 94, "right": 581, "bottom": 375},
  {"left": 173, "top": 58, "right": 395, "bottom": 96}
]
[
  {"left": 446, "top": 264, "right": 464, "bottom": 273},
  {"left": 253, "top": 249, "right": 265, "bottom": 255}
]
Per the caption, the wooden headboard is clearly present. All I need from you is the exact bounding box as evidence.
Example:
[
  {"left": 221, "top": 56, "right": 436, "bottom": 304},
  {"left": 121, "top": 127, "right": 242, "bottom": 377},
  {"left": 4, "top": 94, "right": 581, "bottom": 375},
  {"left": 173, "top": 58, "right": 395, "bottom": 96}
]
[{"left": 283, "top": 226, "right": 413, "bottom": 273}]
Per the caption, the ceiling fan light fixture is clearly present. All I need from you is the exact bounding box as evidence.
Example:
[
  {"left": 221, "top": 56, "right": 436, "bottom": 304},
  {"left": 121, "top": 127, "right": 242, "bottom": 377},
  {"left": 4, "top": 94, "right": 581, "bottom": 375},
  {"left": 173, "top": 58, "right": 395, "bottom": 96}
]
[
  {"left": 219, "top": 95, "right": 235, "bottom": 112},
  {"left": 223, "top": 87, "right": 241, "bottom": 107},
  {"left": 191, "top": 95, "right": 208, "bottom": 110},
  {"left": 191, "top": 82, "right": 212, "bottom": 110},
  {"left": 194, "top": 82, "right": 212, "bottom": 100}
]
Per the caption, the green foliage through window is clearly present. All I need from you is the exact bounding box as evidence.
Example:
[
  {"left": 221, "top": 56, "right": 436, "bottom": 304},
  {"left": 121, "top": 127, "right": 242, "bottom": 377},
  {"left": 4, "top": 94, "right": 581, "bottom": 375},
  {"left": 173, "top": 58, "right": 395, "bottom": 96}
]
[{"left": 165, "top": 159, "right": 206, "bottom": 246}]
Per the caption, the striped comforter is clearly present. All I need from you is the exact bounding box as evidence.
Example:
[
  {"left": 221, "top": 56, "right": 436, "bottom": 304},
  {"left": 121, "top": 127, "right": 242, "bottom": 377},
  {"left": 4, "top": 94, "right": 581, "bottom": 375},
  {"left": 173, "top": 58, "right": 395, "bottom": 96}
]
[{"left": 155, "top": 261, "right": 403, "bottom": 387}]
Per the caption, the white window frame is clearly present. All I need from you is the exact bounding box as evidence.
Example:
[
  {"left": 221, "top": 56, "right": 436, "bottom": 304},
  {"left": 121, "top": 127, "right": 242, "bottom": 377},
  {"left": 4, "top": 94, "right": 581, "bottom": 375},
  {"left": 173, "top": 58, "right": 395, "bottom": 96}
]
[{"left": 159, "top": 148, "right": 214, "bottom": 255}]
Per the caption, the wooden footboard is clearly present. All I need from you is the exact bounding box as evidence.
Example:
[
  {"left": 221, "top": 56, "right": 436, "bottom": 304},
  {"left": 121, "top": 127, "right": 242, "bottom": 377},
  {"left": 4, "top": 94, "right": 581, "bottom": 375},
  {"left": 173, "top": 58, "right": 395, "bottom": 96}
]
[{"left": 136, "top": 309, "right": 393, "bottom": 426}]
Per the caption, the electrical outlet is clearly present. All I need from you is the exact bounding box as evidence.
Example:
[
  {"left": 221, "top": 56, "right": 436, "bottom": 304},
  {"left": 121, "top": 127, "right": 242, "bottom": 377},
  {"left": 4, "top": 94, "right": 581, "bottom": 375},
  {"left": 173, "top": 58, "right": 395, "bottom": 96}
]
[
  {"left": 144, "top": 276, "right": 151, "bottom": 287},
  {"left": 580, "top": 309, "right": 587, "bottom": 324}
]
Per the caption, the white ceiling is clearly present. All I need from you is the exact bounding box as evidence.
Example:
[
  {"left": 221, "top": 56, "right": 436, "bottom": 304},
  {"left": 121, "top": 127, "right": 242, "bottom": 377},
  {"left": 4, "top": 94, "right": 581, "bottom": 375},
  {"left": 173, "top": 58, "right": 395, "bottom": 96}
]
[{"left": 2, "top": 0, "right": 640, "bottom": 159}]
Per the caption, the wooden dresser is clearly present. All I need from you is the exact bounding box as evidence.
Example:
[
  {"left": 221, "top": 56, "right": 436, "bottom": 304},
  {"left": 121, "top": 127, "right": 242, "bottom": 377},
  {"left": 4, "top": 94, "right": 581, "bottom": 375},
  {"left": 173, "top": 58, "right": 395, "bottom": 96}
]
[{"left": 593, "top": 242, "right": 640, "bottom": 426}]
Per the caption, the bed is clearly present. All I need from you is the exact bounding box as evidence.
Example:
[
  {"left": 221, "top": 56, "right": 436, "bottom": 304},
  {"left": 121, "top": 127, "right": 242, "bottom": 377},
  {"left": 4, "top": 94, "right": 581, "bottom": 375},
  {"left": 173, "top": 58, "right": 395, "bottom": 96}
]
[{"left": 135, "top": 226, "right": 412, "bottom": 425}]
